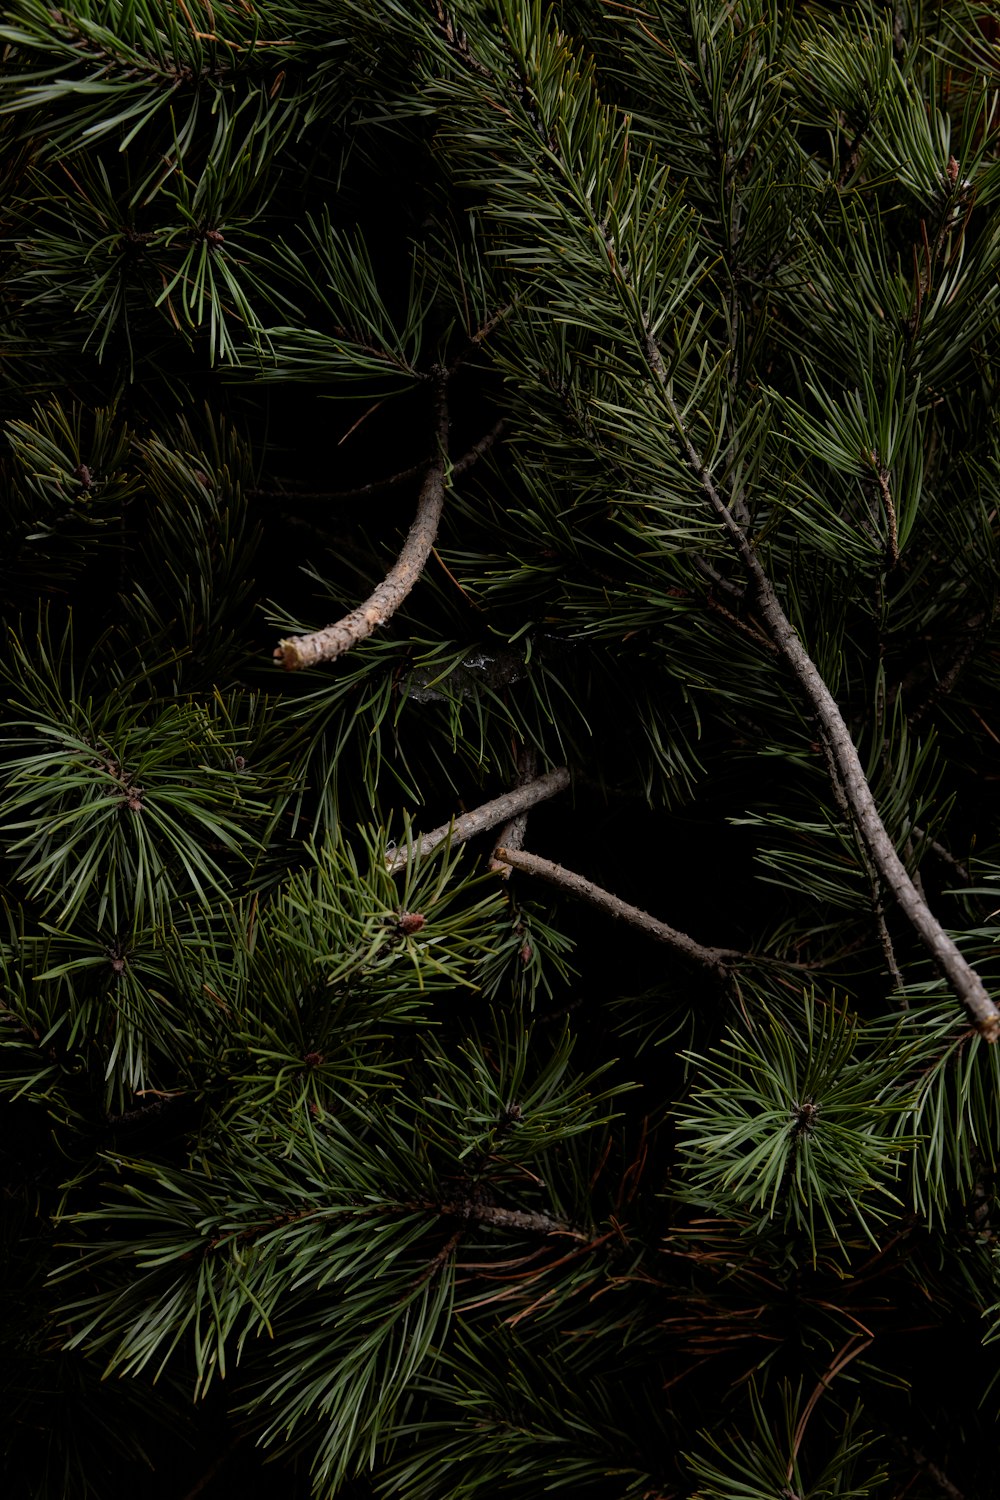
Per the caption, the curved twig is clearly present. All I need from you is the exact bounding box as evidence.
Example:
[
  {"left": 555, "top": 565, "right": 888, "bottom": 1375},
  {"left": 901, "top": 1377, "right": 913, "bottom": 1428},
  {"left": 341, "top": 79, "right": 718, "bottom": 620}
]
[
  {"left": 789, "top": 1335, "right": 873, "bottom": 1481},
  {"left": 492, "top": 845, "right": 742, "bottom": 977},
  {"left": 387, "top": 768, "right": 571, "bottom": 873},
  {"left": 274, "top": 379, "right": 451, "bottom": 670}
]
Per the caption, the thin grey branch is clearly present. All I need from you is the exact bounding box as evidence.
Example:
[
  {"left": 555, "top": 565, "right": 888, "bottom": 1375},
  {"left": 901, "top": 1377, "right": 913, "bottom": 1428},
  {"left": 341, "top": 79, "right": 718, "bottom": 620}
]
[
  {"left": 273, "top": 380, "right": 450, "bottom": 670},
  {"left": 492, "top": 845, "right": 742, "bottom": 977},
  {"left": 490, "top": 745, "right": 538, "bottom": 877},
  {"left": 387, "top": 768, "right": 570, "bottom": 873}
]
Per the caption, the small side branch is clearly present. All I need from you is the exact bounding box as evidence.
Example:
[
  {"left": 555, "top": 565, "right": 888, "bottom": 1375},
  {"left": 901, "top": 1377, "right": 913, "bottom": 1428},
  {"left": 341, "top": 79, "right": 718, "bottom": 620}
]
[
  {"left": 274, "top": 379, "right": 451, "bottom": 670},
  {"left": 490, "top": 744, "right": 538, "bottom": 877},
  {"left": 387, "top": 768, "right": 570, "bottom": 873},
  {"left": 451, "top": 415, "right": 507, "bottom": 477},
  {"left": 492, "top": 845, "right": 742, "bottom": 977},
  {"left": 178, "top": 1438, "right": 240, "bottom": 1500},
  {"left": 909, "top": 823, "right": 970, "bottom": 886}
]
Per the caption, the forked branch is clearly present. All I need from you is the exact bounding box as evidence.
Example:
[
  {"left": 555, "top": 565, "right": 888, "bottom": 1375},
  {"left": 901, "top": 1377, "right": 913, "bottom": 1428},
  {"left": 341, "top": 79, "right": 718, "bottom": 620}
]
[
  {"left": 489, "top": 744, "right": 538, "bottom": 877},
  {"left": 387, "top": 768, "right": 571, "bottom": 873}
]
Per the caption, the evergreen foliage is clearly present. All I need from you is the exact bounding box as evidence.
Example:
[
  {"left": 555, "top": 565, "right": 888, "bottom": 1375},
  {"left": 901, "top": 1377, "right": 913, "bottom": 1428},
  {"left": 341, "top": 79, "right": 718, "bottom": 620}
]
[{"left": 4, "top": 2, "right": 1000, "bottom": 1495}]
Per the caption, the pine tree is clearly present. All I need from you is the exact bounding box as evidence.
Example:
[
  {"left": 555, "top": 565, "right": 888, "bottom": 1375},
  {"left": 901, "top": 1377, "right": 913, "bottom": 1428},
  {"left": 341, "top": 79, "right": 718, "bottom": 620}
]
[{"left": 4, "top": 2, "right": 1000, "bottom": 1495}]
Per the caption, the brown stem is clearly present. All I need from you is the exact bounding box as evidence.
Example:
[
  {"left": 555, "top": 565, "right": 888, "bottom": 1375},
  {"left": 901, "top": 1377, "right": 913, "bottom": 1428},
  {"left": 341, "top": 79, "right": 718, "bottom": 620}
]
[
  {"left": 874, "top": 459, "right": 899, "bottom": 569},
  {"left": 705, "top": 591, "right": 779, "bottom": 654},
  {"left": 386, "top": 767, "right": 570, "bottom": 873},
  {"left": 448, "top": 305, "right": 515, "bottom": 369},
  {"left": 875, "top": 899, "right": 906, "bottom": 1001},
  {"left": 788, "top": 1336, "right": 873, "bottom": 1482},
  {"left": 436, "top": 1199, "right": 579, "bottom": 1236},
  {"left": 692, "top": 552, "right": 745, "bottom": 599},
  {"left": 492, "top": 845, "right": 742, "bottom": 977},
  {"left": 274, "top": 379, "right": 450, "bottom": 670},
  {"left": 642, "top": 331, "right": 1000, "bottom": 1040}
]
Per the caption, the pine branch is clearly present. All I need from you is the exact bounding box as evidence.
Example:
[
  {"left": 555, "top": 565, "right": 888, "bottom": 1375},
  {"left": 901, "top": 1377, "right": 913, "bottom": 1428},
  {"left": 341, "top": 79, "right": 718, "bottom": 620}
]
[
  {"left": 387, "top": 768, "right": 570, "bottom": 872},
  {"left": 641, "top": 331, "right": 1000, "bottom": 1040},
  {"left": 273, "top": 376, "right": 451, "bottom": 670},
  {"left": 492, "top": 845, "right": 742, "bottom": 977}
]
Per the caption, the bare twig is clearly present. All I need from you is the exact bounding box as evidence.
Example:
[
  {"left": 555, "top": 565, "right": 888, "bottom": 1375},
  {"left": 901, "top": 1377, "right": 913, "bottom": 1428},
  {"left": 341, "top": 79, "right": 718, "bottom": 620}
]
[
  {"left": 909, "top": 824, "right": 970, "bottom": 886},
  {"left": 642, "top": 330, "right": 1000, "bottom": 1040},
  {"left": 387, "top": 767, "right": 570, "bottom": 873},
  {"left": 105, "top": 1093, "right": 185, "bottom": 1129},
  {"left": 492, "top": 845, "right": 742, "bottom": 977},
  {"left": 705, "top": 591, "right": 780, "bottom": 654},
  {"left": 274, "top": 379, "right": 450, "bottom": 670},
  {"left": 837, "top": 113, "right": 872, "bottom": 186},
  {"left": 874, "top": 898, "right": 906, "bottom": 1001},
  {"left": 692, "top": 552, "right": 745, "bottom": 599},
  {"left": 448, "top": 305, "right": 515, "bottom": 369},
  {"left": 490, "top": 745, "right": 538, "bottom": 876},
  {"left": 451, "top": 415, "right": 508, "bottom": 476}
]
